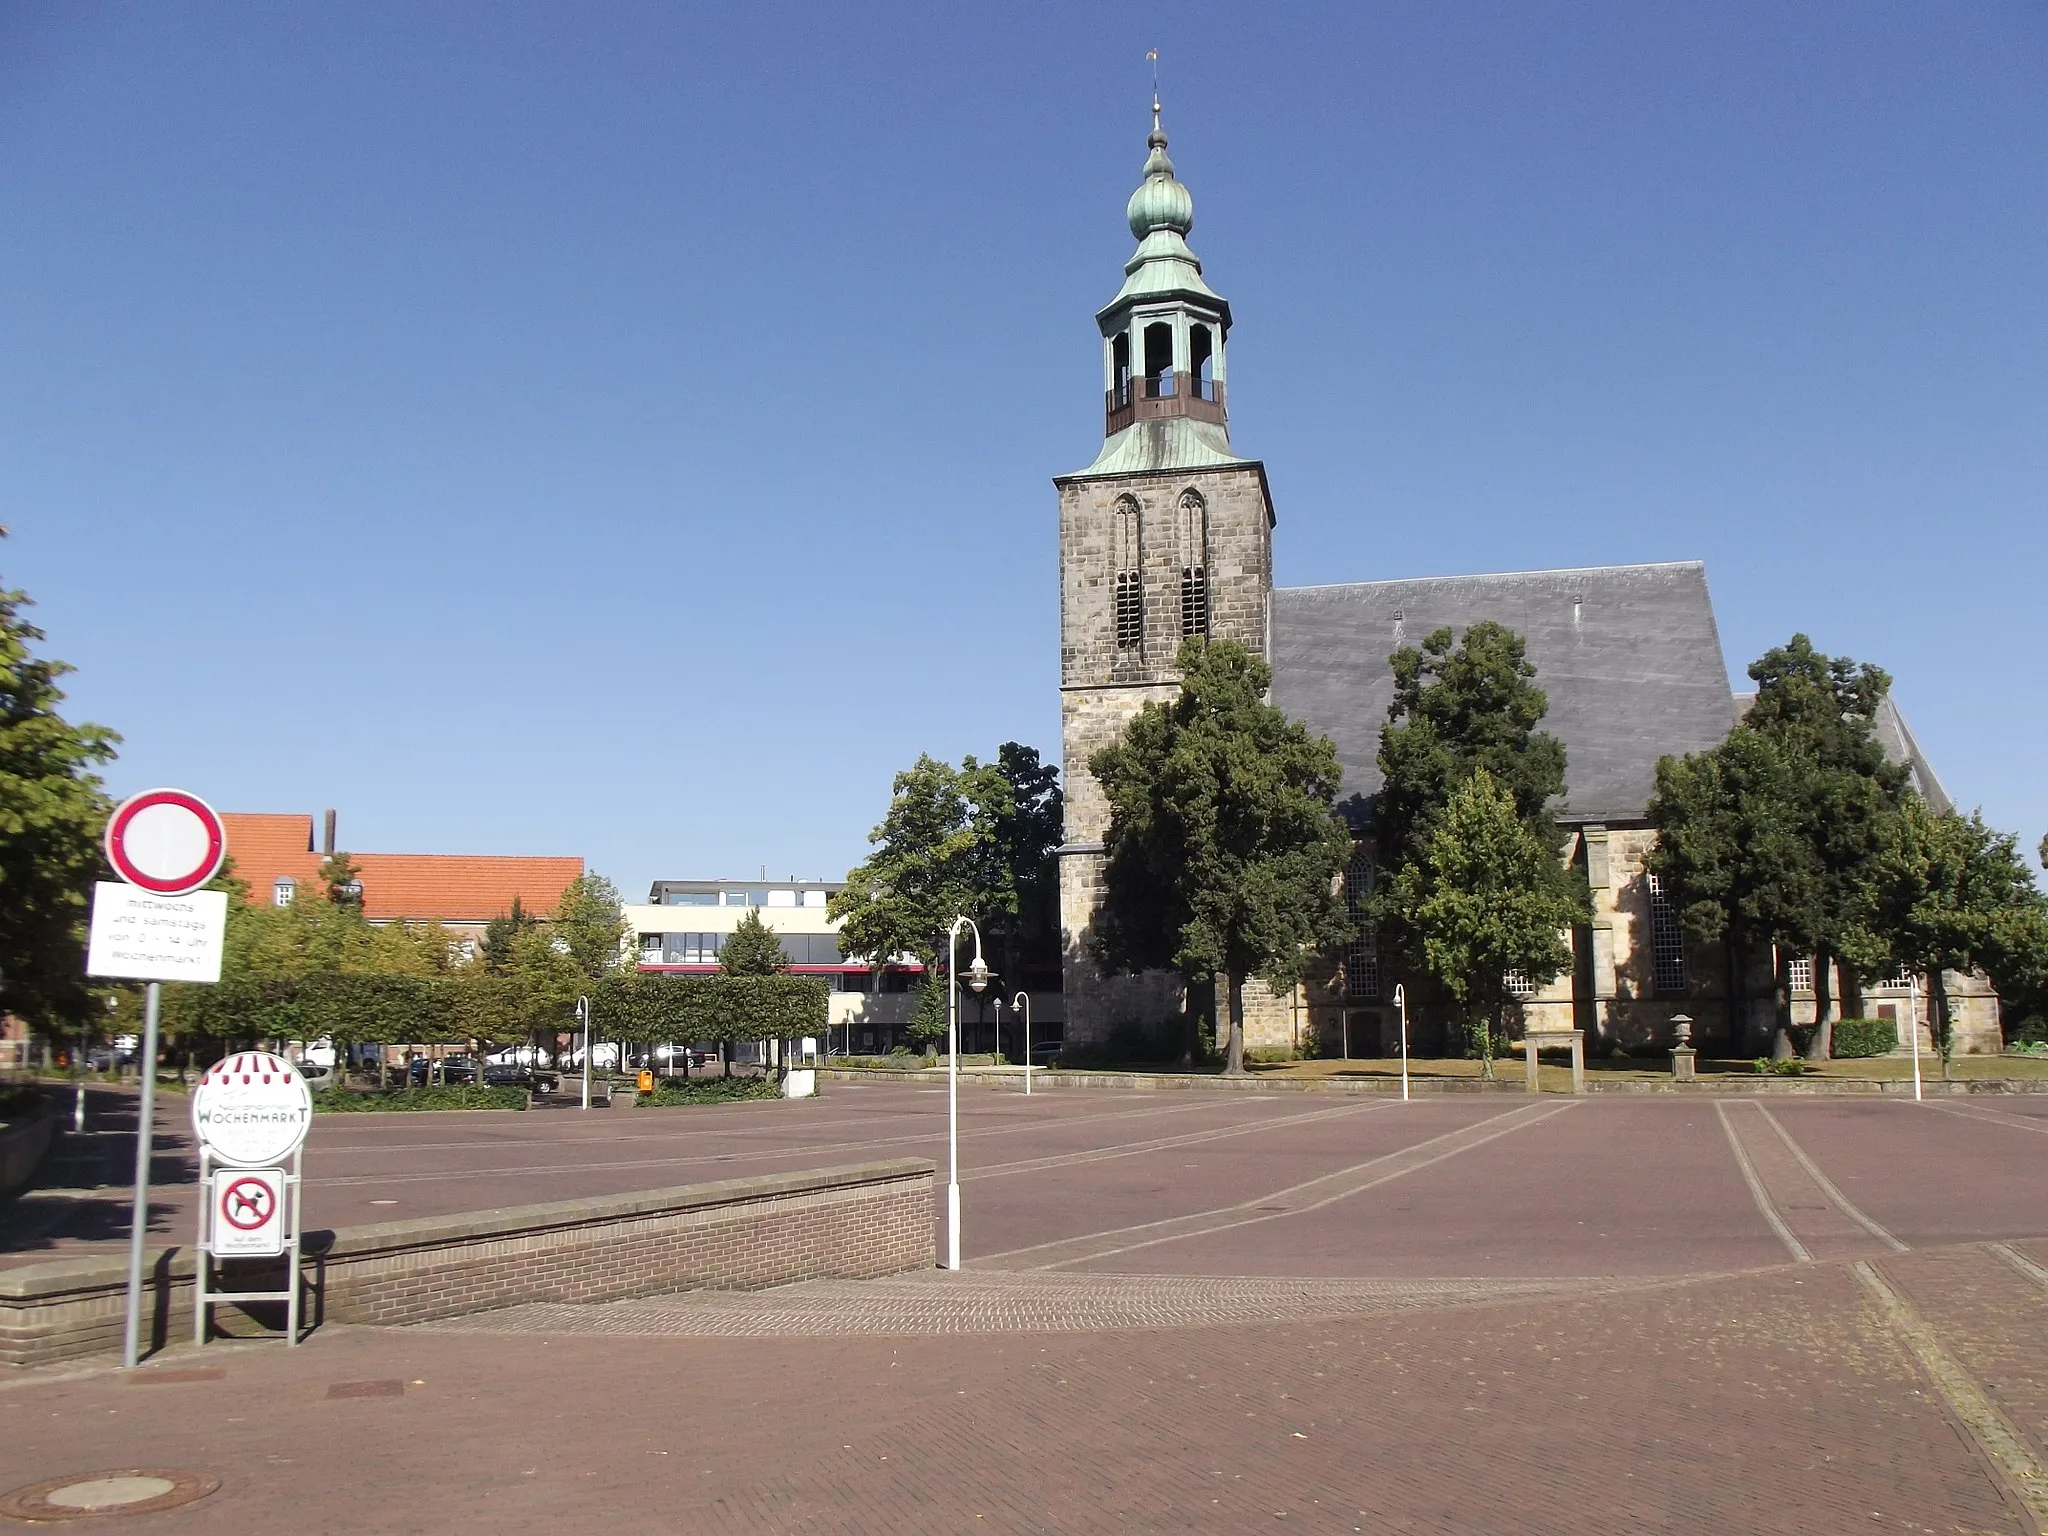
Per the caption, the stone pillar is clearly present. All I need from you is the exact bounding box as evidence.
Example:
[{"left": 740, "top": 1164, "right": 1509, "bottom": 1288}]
[
  {"left": 1669, "top": 1014, "right": 1696, "bottom": 1083},
  {"left": 1580, "top": 827, "right": 1617, "bottom": 1046}
]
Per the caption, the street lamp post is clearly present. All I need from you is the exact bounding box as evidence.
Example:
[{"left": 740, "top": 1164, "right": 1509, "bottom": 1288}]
[
  {"left": 945, "top": 916, "right": 990, "bottom": 1271},
  {"left": 575, "top": 995, "right": 592, "bottom": 1110},
  {"left": 1907, "top": 974, "right": 1923, "bottom": 1103},
  {"left": 1007, "top": 991, "right": 1033, "bottom": 1096},
  {"left": 1392, "top": 984, "right": 1410, "bottom": 1103}
]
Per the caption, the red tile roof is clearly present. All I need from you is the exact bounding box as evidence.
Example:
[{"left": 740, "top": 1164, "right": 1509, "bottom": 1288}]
[{"left": 219, "top": 813, "right": 583, "bottom": 925}]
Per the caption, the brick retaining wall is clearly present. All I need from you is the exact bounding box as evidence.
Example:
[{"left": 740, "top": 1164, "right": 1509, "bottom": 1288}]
[{"left": 0, "top": 1158, "right": 933, "bottom": 1368}]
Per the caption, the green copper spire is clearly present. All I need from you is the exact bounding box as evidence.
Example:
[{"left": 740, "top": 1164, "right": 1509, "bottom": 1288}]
[
  {"left": 1076, "top": 96, "right": 1244, "bottom": 475},
  {"left": 1125, "top": 96, "right": 1194, "bottom": 239},
  {"left": 1101, "top": 98, "right": 1227, "bottom": 320}
]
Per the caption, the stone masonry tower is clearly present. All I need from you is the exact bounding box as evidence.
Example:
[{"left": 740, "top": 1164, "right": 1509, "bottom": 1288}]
[{"left": 1054, "top": 101, "right": 1276, "bottom": 1044}]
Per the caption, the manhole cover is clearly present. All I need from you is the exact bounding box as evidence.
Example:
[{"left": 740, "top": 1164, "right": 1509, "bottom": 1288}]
[{"left": 0, "top": 1469, "right": 218, "bottom": 1521}]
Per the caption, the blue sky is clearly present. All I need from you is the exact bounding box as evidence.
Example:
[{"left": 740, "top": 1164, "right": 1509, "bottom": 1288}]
[{"left": 5, "top": 2, "right": 2043, "bottom": 900}]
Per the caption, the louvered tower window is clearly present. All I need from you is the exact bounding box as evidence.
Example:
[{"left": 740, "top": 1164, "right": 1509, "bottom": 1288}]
[
  {"left": 1177, "top": 490, "right": 1209, "bottom": 638},
  {"left": 1113, "top": 496, "right": 1143, "bottom": 652}
]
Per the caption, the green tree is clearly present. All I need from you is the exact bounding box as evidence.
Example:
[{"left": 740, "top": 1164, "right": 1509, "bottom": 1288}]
[
  {"left": 1395, "top": 770, "right": 1588, "bottom": 1077},
  {"left": 1650, "top": 728, "right": 1817, "bottom": 1055},
  {"left": 1849, "top": 799, "right": 2048, "bottom": 1076},
  {"left": 721, "top": 909, "right": 789, "bottom": 976},
  {"left": 552, "top": 873, "right": 627, "bottom": 985},
  {"left": 1092, "top": 638, "right": 1355, "bottom": 1076},
  {"left": 830, "top": 753, "right": 1002, "bottom": 981},
  {"left": 981, "top": 743, "right": 1064, "bottom": 986},
  {"left": 319, "top": 850, "right": 364, "bottom": 909},
  {"left": 1373, "top": 621, "right": 1568, "bottom": 880},
  {"left": 0, "top": 568, "right": 120, "bottom": 1036},
  {"left": 903, "top": 979, "right": 947, "bottom": 1052},
  {"left": 1370, "top": 621, "right": 1573, "bottom": 976},
  {"left": 1744, "top": 636, "right": 1907, "bottom": 1053},
  {"left": 479, "top": 897, "right": 534, "bottom": 975},
  {"left": 1651, "top": 636, "right": 1907, "bottom": 1058}
]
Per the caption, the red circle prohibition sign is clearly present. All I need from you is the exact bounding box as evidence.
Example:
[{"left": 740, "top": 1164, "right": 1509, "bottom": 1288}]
[
  {"left": 220, "top": 1177, "right": 277, "bottom": 1231},
  {"left": 104, "top": 788, "right": 227, "bottom": 896}
]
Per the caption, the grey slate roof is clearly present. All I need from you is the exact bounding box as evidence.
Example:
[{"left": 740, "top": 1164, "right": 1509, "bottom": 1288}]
[{"left": 1270, "top": 561, "right": 1739, "bottom": 826}]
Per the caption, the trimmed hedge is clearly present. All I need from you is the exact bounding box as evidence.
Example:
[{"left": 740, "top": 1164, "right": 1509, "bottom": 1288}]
[
  {"left": 313, "top": 1085, "right": 527, "bottom": 1113},
  {"left": 635, "top": 1076, "right": 781, "bottom": 1106},
  {"left": 598, "top": 973, "right": 829, "bottom": 1044},
  {"left": 1832, "top": 1018, "right": 1899, "bottom": 1059}
]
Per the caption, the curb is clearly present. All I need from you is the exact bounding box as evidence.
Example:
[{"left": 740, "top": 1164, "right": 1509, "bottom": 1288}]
[{"left": 817, "top": 1067, "right": 2047, "bottom": 1097}]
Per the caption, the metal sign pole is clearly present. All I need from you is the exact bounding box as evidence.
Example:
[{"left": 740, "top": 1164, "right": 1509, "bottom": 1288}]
[
  {"left": 193, "top": 1146, "right": 210, "bottom": 1346},
  {"left": 286, "top": 1146, "right": 302, "bottom": 1346},
  {"left": 121, "top": 980, "right": 162, "bottom": 1370}
]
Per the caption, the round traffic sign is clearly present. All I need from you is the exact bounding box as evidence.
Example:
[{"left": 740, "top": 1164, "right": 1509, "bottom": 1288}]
[
  {"left": 219, "top": 1176, "right": 276, "bottom": 1230},
  {"left": 104, "top": 789, "right": 226, "bottom": 897},
  {"left": 191, "top": 1052, "right": 313, "bottom": 1168}
]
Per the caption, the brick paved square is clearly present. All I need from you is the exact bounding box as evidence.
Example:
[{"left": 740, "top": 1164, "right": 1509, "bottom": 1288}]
[{"left": 2, "top": 1082, "right": 2044, "bottom": 1531}]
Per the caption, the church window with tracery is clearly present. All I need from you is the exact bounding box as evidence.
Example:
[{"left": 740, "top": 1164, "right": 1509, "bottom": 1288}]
[
  {"left": 1647, "top": 873, "right": 1687, "bottom": 997},
  {"left": 1344, "top": 852, "right": 1378, "bottom": 1000}
]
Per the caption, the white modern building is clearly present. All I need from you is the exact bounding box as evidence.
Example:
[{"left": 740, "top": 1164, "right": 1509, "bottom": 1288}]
[{"left": 625, "top": 878, "right": 925, "bottom": 1052}]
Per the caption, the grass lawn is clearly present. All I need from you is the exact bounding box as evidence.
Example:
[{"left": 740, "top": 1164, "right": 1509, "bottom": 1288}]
[{"left": 1248, "top": 1053, "right": 2048, "bottom": 1088}]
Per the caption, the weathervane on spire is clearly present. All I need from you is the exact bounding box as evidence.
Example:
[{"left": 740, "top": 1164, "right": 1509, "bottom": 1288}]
[{"left": 1147, "top": 48, "right": 1161, "bottom": 133}]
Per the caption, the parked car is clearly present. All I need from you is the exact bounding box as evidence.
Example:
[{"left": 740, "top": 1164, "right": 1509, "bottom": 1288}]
[
  {"left": 1029, "top": 1041, "right": 1064, "bottom": 1067},
  {"left": 408, "top": 1057, "right": 476, "bottom": 1086}
]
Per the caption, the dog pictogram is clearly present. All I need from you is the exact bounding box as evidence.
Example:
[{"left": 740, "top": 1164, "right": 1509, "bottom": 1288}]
[{"left": 220, "top": 1176, "right": 277, "bottom": 1231}]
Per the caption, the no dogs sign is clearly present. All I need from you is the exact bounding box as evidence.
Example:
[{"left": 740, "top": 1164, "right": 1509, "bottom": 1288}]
[{"left": 211, "top": 1168, "right": 287, "bottom": 1257}]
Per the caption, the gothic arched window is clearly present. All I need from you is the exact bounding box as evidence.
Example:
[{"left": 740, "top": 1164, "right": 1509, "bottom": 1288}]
[
  {"left": 1177, "top": 489, "right": 1208, "bottom": 639},
  {"left": 1113, "top": 496, "right": 1143, "bottom": 652}
]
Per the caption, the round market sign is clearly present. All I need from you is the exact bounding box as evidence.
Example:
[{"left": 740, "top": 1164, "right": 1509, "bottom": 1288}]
[
  {"left": 191, "top": 1052, "right": 313, "bottom": 1168},
  {"left": 104, "top": 789, "right": 226, "bottom": 897}
]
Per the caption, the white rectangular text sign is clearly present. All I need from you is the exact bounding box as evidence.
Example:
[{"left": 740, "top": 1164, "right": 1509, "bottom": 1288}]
[{"left": 86, "top": 883, "right": 227, "bottom": 983}]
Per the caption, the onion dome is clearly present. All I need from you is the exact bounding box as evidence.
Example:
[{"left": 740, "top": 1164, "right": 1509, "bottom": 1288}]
[{"left": 1125, "top": 121, "right": 1194, "bottom": 239}]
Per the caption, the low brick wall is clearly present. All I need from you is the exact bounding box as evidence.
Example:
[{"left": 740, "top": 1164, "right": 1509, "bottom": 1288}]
[{"left": 0, "top": 1158, "right": 933, "bottom": 1368}]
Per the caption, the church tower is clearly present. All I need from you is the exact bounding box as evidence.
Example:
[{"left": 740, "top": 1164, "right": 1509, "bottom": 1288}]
[{"left": 1054, "top": 101, "right": 1276, "bottom": 1043}]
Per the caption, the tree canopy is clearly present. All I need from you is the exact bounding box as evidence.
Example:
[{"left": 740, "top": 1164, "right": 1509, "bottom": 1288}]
[
  {"left": 829, "top": 743, "right": 1061, "bottom": 992},
  {"left": 1650, "top": 634, "right": 1908, "bottom": 1056},
  {"left": 0, "top": 566, "right": 120, "bottom": 1032},
  {"left": 1848, "top": 798, "right": 2048, "bottom": 1067},
  {"left": 1091, "top": 637, "right": 1354, "bottom": 1074},
  {"left": 1394, "top": 769, "right": 1588, "bottom": 1073},
  {"left": 1373, "top": 620, "right": 1568, "bottom": 875},
  {"left": 721, "top": 909, "right": 790, "bottom": 976},
  {"left": 1370, "top": 622, "right": 1580, "bottom": 1009}
]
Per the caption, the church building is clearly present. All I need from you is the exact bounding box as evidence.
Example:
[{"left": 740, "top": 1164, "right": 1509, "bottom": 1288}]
[{"left": 1054, "top": 105, "right": 1995, "bottom": 1060}]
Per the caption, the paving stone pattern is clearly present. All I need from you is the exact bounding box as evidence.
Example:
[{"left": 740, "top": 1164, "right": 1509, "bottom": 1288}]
[
  {"left": 419, "top": 1269, "right": 1613, "bottom": 1338},
  {"left": 2, "top": 1085, "right": 2045, "bottom": 1531}
]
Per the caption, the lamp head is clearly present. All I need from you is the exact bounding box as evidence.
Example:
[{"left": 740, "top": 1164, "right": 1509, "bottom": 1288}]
[{"left": 966, "top": 956, "right": 990, "bottom": 995}]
